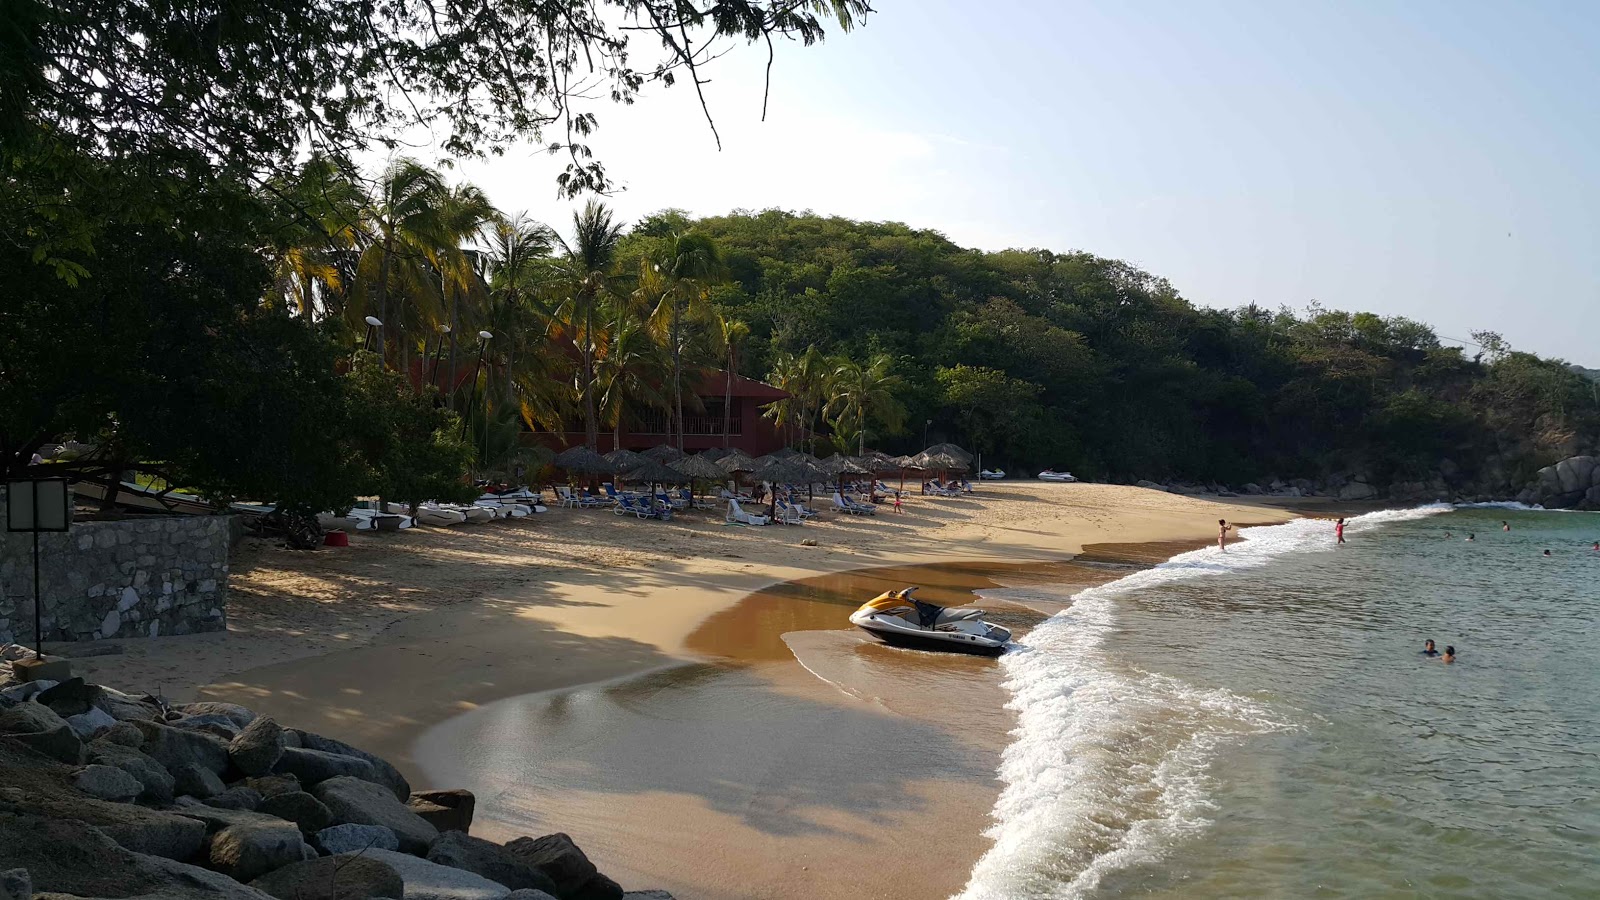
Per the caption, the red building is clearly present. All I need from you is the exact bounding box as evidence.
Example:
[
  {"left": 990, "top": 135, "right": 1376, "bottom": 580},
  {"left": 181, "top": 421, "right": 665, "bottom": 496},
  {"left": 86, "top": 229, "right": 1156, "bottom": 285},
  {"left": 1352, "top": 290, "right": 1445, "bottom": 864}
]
[{"left": 530, "top": 369, "right": 792, "bottom": 456}]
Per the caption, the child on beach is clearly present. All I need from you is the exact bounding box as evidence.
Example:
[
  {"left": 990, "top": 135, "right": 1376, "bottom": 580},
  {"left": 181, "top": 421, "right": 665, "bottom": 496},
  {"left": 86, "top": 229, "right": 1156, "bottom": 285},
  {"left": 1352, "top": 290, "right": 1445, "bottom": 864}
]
[
  {"left": 1335, "top": 517, "right": 1346, "bottom": 544},
  {"left": 1218, "top": 519, "right": 1232, "bottom": 551}
]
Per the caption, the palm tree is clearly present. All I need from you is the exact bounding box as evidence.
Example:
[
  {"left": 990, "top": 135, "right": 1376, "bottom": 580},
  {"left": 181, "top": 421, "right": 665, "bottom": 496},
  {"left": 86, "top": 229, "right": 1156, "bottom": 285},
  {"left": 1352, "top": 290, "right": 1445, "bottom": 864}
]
[
  {"left": 550, "top": 200, "right": 625, "bottom": 448},
  {"left": 351, "top": 158, "right": 453, "bottom": 369},
  {"left": 715, "top": 315, "right": 750, "bottom": 447},
  {"left": 762, "top": 346, "right": 833, "bottom": 451},
  {"left": 262, "top": 155, "right": 363, "bottom": 323},
  {"left": 430, "top": 183, "right": 500, "bottom": 399},
  {"left": 643, "top": 231, "right": 726, "bottom": 449},
  {"left": 826, "top": 354, "right": 907, "bottom": 456},
  {"left": 481, "top": 214, "right": 566, "bottom": 435},
  {"left": 599, "top": 312, "right": 671, "bottom": 449}
]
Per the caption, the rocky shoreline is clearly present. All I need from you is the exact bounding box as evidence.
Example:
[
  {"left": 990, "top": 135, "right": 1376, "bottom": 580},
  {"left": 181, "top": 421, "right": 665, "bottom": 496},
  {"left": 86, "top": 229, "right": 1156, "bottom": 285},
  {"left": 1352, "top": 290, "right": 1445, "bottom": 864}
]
[{"left": 0, "top": 647, "right": 670, "bottom": 900}]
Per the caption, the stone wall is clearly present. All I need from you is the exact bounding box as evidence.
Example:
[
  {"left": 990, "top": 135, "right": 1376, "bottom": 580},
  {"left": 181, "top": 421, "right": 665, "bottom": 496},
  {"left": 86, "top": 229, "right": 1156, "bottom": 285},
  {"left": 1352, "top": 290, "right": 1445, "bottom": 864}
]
[{"left": 0, "top": 494, "right": 228, "bottom": 644}]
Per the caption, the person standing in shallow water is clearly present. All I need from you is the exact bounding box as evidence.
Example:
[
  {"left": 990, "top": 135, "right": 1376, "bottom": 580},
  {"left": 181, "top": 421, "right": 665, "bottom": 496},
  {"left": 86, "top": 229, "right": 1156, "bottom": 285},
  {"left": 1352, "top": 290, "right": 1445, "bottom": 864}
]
[
  {"left": 1218, "top": 519, "right": 1232, "bottom": 551},
  {"left": 1335, "top": 517, "right": 1346, "bottom": 544},
  {"left": 1503, "top": 521, "right": 1511, "bottom": 532}
]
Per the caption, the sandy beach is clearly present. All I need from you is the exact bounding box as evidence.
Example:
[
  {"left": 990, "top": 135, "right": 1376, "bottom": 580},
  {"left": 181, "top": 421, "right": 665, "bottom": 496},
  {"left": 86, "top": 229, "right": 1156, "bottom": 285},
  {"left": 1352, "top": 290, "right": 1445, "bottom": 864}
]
[{"left": 73, "top": 482, "right": 1297, "bottom": 898}]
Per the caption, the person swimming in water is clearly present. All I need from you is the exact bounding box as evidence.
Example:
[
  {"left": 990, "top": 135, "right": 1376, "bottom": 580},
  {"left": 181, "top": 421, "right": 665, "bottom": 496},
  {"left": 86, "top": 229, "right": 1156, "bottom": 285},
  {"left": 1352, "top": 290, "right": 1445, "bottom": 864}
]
[
  {"left": 1543, "top": 549, "right": 1552, "bottom": 557},
  {"left": 1444, "top": 531, "right": 1453, "bottom": 539},
  {"left": 1441, "top": 645, "right": 1456, "bottom": 664},
  {"left": 1593, "top": 541, "right": 1599, "bottom": 551},
  {"left": 1218, "top": 518, "right": 1232, "bottom": 552},
  {"left": 1466, "top": 533, "right": 1476, "bottom": 541},
  {"left": 1335, "top": 517, "right": 1346, "bottom": 544},
  {"left": 1421, "top": 639, "right": 1439, "bottom": 657},
  {"left": 1503, "top": 520, "right": 1511, "bottom": 532}
]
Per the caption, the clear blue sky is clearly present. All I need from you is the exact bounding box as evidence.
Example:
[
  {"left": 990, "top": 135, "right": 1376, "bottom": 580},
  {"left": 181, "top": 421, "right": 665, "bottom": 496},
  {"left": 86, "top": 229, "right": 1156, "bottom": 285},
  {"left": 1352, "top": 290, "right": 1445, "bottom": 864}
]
[{"left": 454, "top": 0, "right": 1600, "bottom": 364}]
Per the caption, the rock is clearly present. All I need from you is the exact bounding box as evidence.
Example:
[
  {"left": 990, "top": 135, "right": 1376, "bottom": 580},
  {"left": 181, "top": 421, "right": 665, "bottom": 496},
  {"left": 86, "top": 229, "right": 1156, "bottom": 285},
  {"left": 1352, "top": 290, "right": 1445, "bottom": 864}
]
[
  {"left": 93, "top": 687, "right": 162, "bottom": 724},
  {"left": 82, "top": 808, "right": 207, "bottom": 861},
  {"left": 86, "top": 740, "right": 175, "bottom": 805},
  {"left": 64, "top": 707, "right": 119, "bottom": 740},
  {"left": 257, "top": 791, "right": 332, "bottom": 834},
  {"left": 274, "top": 747, "right": 376, "bottom": 787},
  {"left": 1134, "top": 480, "right": 1169, "bottom": 491},
  {"left": 296, "top": 732, "right": 410, "bottom": 801},
  {"left": 312, "top": 776, "right": 438, "bottom": 854},
  {"left": 621, "top": 893, "right": 675, "bottom": 900},
  {"left": 359, "top": 848, "right": 510, "bottom": 900},
  {"left": 170, "top": 713, "right": 244, "bottom": 741},
  {"left": 502, "top": 834, "right": 621, "bottom": 900},
  {"left": 205, "top": 786, "right": 264, "bottom": 811},
  {"left": 507, "top": 892, "right": 560, "bottom": 900},
  {"left": 0, "top": 812, "right": 165, "bottom": 897},
  {"left": 135, "top": 720, "right": 230, "bottom": 776},
  {"left": 426, "top": 832, "right": 559, "bottom": 894},
  {"left": 99, "top": 721, "right": 146, "bottom": 747},
  {"left": 173, "top": 762, "right": 226, "bottom": 799},
  {"left": 230, "top": 716, "right": 286, "bottom": 777},
  {"left": 171, "top": 796, "right": 293, "bottom": 835},
  {"left": 249, "top": 854, "right": 404, "bottom": 900},
  {"left": 0, "top": 868, "right": 28, "bottom": 900},
  {"left": 210, "top": 822, "right": 316, "bottom": 882},
  {"left": 409, "top": 789, "right": 475, "bottom": 833},
  {"left": 0, "top": 703, "right": 84, "bottom": 763},
  {"left": 313, "top": 824, "right": 399, "bottom": 856},
  {"left": 73, "top": 764, "right": 142, "bottom": 802},
  {"left": 37, "top": 678, "right": 100, "bottom": 718},
  {"left": 1337, "top": 481, "right": 1379, "bottom": 502},
  {"left": 176, "top": 702, "right": 257, "bottom": 730},
  {"left": 1241, "top": 483, "right": 1264, "bottom": 495},
  {"left": 1556, "top": 456, "right": 1596, "bottom": 494},
  {"left": 246, "top": 774, "right": 302, "bottom": 799}
]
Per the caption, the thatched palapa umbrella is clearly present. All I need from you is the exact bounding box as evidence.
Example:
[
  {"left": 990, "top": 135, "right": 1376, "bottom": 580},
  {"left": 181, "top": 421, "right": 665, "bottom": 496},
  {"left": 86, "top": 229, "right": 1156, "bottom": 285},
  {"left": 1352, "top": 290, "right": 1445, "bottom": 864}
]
[
  {"left": 699, "top": 447, "right": 732, "bottom": 462},
  {"left": 893, "top": 453, "right": 924, "bottom": 493},
  {"left": 670, "top": 454, "right": 727, "bottom": 502},
  {"left": 910, "top": 449, "right": 968, "bottom": 490},
  {"left": 604, "top": 447, "right": 648, "bottom": 475},
  {"left": 621, "top": 458, "right": 689, "bottom": 512},
  {"left": 642, "top": 443, "right": 685, "bottom": 463},
  {"left": 717, "top": 449, "right": 757, "bottom": 474},
  {"left": 749, "top": 456, "right": 826, "bottom": 519},
  {"left": 553, "top": 446, "right": 615, "bottom": 493},
  {"left": 923, "top": 442, "right": 974, "bottom": 464}
]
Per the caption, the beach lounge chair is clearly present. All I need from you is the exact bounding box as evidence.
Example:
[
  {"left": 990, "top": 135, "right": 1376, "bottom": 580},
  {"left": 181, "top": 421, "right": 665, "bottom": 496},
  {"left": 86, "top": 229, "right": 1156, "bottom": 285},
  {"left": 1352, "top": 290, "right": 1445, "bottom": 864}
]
[
  {"left": 773, "top": 501, "right": 804, "bottom": 525},
  {"left": 555, "top": 486, "right": 580, "bottom": 509},
  {"left": 727, "top": 498, "right": 771, "bottom": 526},
  {"left": 832, "top": 492, "right": 875, "bottom": 515},
  {"left": 614, "top": 495, "right": 649, "bottom": 518}
]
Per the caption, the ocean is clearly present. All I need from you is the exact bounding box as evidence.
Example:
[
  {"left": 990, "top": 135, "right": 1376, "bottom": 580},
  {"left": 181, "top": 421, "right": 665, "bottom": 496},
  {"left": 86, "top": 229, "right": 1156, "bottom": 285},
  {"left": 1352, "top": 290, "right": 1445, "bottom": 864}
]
[{"left": 958, "top": 506, "right": 1600, "bottom": 899}]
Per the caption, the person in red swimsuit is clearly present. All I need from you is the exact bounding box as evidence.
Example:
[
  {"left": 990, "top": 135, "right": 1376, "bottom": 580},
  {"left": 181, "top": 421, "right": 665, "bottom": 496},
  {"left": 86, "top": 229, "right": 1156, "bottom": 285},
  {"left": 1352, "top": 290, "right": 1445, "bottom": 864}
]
[{"left": 1335, "top": 517, "right": 1346, "bottom": 544}]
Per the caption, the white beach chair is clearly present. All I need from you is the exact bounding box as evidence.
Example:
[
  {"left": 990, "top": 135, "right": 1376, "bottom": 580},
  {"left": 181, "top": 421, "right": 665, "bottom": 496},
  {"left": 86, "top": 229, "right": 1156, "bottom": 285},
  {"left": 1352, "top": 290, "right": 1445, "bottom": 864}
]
[{"left": 727, "top": 498, "right": 770, "bottom": 526}]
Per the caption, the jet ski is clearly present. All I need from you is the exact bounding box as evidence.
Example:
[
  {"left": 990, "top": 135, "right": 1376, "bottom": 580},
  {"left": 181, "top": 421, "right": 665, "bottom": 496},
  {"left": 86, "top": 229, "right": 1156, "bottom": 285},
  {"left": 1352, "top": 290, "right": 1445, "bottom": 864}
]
[
  {"left": 848, "top": 587, "right": 1012, "bottom": 656},
  {"left": 979, "top": 469, "right": 1005, "bottom": 480},
  {"left": 1037, "top": 469, "right": 1077, "bottom": 482}
]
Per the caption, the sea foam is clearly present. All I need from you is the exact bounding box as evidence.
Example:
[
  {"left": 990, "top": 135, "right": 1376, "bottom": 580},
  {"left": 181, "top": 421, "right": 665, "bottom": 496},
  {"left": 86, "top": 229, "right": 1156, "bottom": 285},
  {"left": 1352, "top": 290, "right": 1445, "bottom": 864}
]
[{"left": 953, "top": 505, "right": 1448, "bottom": 900}]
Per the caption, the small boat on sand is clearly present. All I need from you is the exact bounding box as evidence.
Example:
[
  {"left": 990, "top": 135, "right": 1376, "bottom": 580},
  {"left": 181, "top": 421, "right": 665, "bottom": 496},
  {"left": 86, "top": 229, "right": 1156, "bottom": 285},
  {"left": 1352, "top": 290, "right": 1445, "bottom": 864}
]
[
  {"left": 1037, "top": 470, "right": 1077, "bottom": 482},
  {"left": 848, "top": 587, "right": 1012, "bottom": 656},
  {"left": 979, "top": 469, "right": 1005, "bottom": 480}
]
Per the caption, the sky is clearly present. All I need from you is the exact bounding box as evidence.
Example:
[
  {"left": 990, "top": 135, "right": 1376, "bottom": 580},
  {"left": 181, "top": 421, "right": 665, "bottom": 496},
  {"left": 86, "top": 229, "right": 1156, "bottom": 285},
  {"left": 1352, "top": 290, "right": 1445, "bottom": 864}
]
[{"left": 436, "top": 0, "right": 1600, "bottom": 364}]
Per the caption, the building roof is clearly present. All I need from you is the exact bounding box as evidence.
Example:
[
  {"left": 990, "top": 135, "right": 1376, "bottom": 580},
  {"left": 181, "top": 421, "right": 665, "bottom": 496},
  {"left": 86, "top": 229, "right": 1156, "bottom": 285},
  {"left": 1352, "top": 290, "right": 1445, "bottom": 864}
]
[{"left": 696, "top": 369, "right": 789, "bottom": 401}]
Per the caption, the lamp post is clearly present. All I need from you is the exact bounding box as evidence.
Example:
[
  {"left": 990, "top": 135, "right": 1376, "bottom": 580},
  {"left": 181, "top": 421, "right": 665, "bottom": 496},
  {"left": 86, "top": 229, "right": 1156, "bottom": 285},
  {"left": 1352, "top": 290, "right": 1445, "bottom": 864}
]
[
  {"left": 924, "top": 419, "right": 932, "bottom": 447},
  {"left": 362, "top": 316, "right": 383, "bottom": 353},
  {"left": 460, "top": 331, "right": 493, "bottom": 440},
  {"left": 426, "top": 324, "right": 451, "bottom": 389},
  {"left": 6, "top": 478, "right": 71, "bottom": 680}
]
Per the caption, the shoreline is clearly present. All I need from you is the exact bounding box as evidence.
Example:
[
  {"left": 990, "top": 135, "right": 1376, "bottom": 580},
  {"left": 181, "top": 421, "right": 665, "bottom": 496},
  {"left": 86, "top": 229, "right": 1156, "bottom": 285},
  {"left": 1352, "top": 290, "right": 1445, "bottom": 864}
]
[{"left": 73, "top": 484, "right": 1303, "bottom": 897}]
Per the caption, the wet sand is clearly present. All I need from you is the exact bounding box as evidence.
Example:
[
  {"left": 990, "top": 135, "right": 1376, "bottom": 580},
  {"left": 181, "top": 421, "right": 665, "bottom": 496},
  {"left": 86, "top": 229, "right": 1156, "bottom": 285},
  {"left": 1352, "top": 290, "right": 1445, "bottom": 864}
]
[{"left": 414, "top": 559, "right": 1140, "bottom": 900}]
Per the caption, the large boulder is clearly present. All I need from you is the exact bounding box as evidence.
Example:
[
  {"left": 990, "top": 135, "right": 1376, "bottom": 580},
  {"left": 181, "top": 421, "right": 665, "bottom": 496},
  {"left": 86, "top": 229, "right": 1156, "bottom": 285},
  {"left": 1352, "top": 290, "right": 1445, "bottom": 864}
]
[
  {"left": 257, "top": 791, "right": 332, "bottom": 834},
  {"left": 296, "top": 732, "right": 410, "bottom": 801},
  {"left": 72, "top": 764, "right": 142, "bottom": 802},
  {"left": 92, "top": 687, "right": 163, "bottom": 724},
  {"left": 173, "top": 763, "right": 227, "bottom": 799},
  {"left": 209, "top": 822, "right": 317, "bottom": 882},
  {"left": 205, "top": 786, "right": 264, "bottom": 811},
  {"left": 274, "top": 747, "right": 376, "bottom": 787},
  {"left": 359, "top": 848, "right": 510, "bottom": 900},
  {"left": 245, "top": 774, "right": 302, "bottom": 799},
  {"left": 37, "top": 679, "right": 101, "bottom": 718},
  {"left": 0, "top": 703, "right": 84, "bottom": 764},
  {"left": 175, "top": 702, "right": 258, "bottom": 730},
  {"left": 507, "top": 892, "right": 560, "bottom": 900},
  {"left": 409, "top": 789, "right": 475, "bottom": 834},
  {"left": 64, "top": 707, "right": 119, "bottom": 741},
  {"left": 0, "top": 868, "right": 28, "bottom": 900},
  {"left": 312, "top": 824, "right": 399, "bottom": 856},
  {"left": 1337, "top": 481, "right": 1379, "bottom": 502},
  {"left": 135, "top": 720, "right": 230, "bottom": 776},
  {"left": 426, "top": 832, "right": 560, "bottom": 894},
  {"left": 312, "top": 776, "right": 438, "bottom": 854},
  {"left": 229, "top": 717, "right": 286, "bottom": 777},
  {"left": 1555, "top": 456, "right": 1596, "bottom": 495},
  {"left": 248, "top": 855, "right": 404, "bottom": 900},
  {"left": 502, "top": 834, "right": 622, "bottom": 900},
  {"left": 171, "top": 796, "right": 293, "bottom": 835},
  {"left": 86, "top": 740, "right": 176, "bottom": 805}
]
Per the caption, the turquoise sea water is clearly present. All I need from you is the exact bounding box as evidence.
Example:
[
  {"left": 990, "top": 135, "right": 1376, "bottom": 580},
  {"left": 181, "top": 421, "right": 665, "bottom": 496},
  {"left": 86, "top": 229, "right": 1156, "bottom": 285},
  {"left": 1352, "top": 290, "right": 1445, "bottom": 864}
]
[{"left": 960, "top": 506, "right": 1600, "bottom": 899}]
